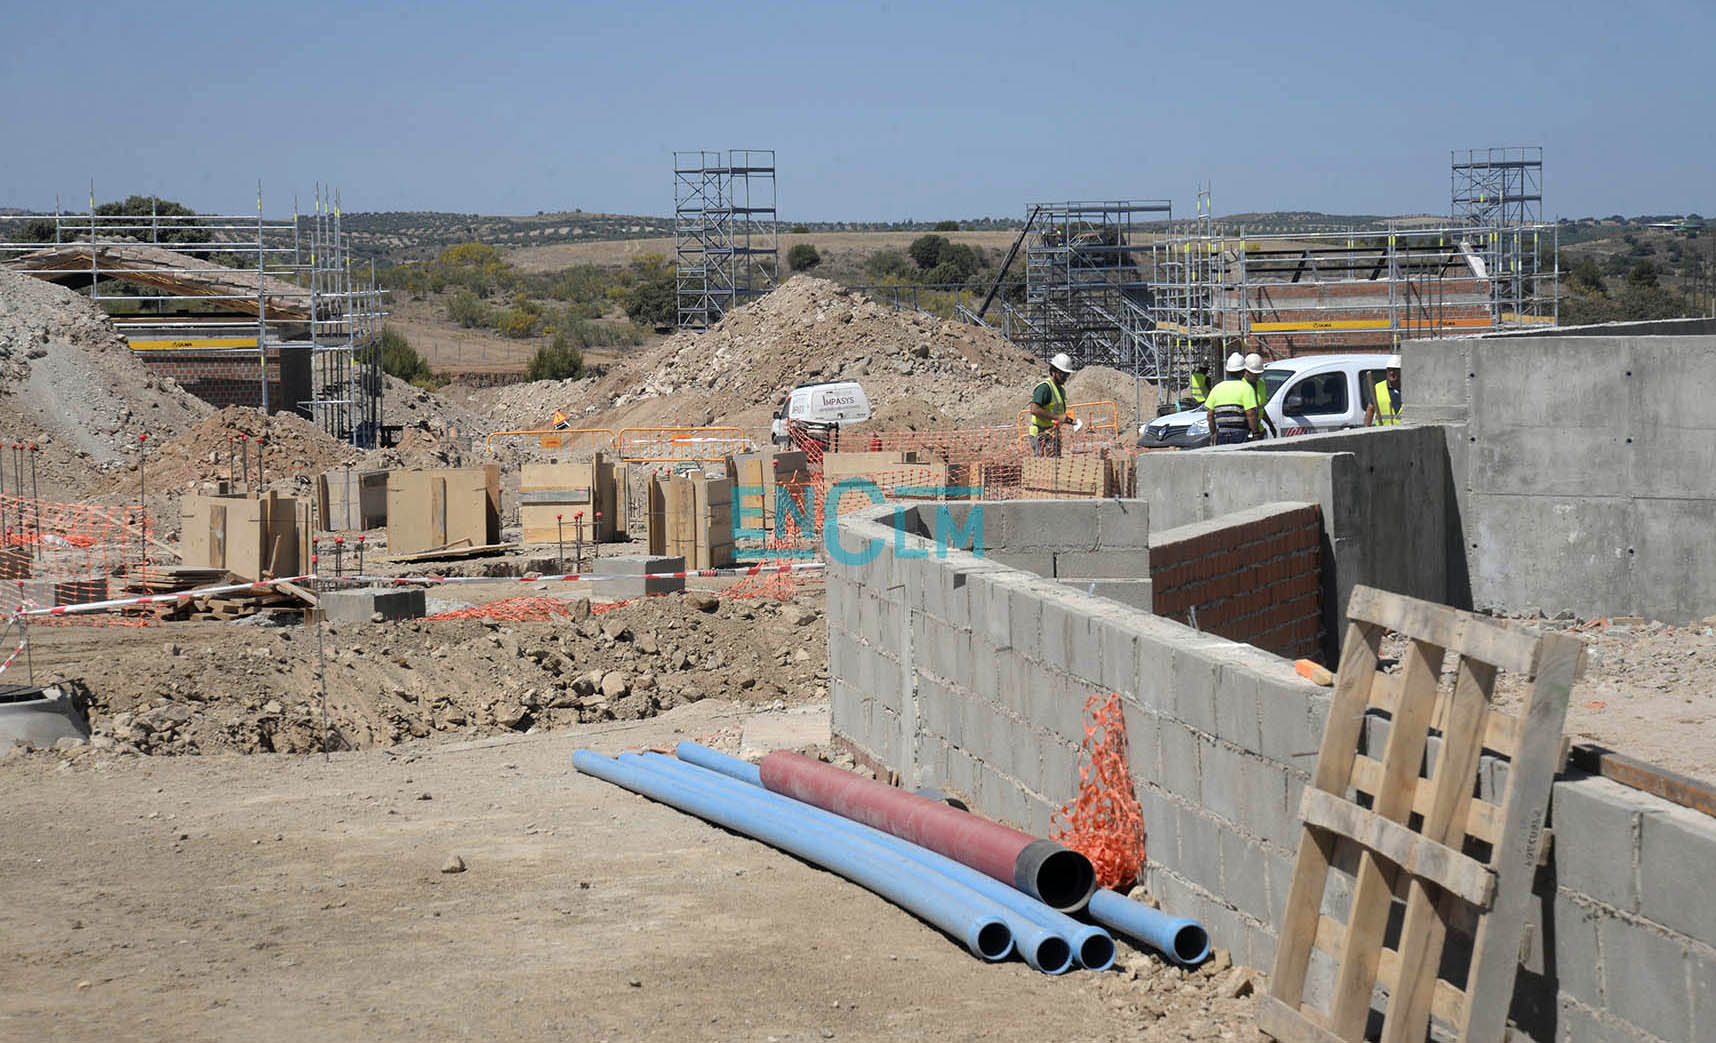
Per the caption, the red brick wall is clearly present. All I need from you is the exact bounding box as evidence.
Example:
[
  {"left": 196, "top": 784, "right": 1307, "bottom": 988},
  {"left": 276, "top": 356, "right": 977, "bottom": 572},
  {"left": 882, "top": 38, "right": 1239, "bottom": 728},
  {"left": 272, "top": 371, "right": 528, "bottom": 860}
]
[
  {"left": 137, "top": 347, "right": 310, "bottom": 414},
  {"left": 1149, "top": 503, "right": 1323, "bottom": 660}
]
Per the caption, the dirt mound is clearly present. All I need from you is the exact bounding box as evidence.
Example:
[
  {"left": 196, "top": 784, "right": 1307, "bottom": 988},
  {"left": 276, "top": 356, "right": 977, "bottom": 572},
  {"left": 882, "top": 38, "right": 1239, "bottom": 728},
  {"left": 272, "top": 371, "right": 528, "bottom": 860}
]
[
  {"left": 129, "top": 405, "right": 363, "bottom": 494},
  {"left": 466, "top": 277, "right": 1049, "bottom": 433},
  {"left": 0, "top": 270, "right": 211, "bottom": 497},
  {"left": 47, "top": 588, "right": 827, "bottom": 756}
]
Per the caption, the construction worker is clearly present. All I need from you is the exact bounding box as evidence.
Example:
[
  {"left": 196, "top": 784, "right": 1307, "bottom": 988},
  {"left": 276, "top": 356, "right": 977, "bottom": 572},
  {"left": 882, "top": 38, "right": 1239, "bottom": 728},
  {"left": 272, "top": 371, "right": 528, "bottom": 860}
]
[
  {"left": 1181, "top": 365, "right": 1211, "bottom": 410},
  {"left": 1242, "top": 352, "right": 1278, "bottom": 439},
  {"left": 1205, "top": 351, "right": 1258, "bottom": 445},
  {"left": 1365, "top": 355, "right": 1403, "bottom": 426},
  {"left": 1027, "top": 353, "right": 1077, "bottom": 456}
]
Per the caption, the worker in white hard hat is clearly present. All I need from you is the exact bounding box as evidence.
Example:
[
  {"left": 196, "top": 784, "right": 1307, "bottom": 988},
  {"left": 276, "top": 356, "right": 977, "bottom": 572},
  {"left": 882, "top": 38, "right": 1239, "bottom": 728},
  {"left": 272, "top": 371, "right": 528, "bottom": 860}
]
[
  {"left": 1365, "top": 354, "right": 1403, "bottom": 426},
  {"left": 1242, "top": 352, "right": 1278, "bottom": 439},
  {"left": 1204, "top": 351, "right": 1259, "bottom": 445},
  {"left": 1027, "top": 352, "right": 1077, "bottom": 457}
]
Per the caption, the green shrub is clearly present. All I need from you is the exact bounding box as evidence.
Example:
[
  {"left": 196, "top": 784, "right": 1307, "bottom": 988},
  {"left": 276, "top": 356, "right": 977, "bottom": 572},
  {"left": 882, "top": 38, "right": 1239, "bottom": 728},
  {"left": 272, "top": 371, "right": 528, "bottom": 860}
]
[
  {"left": 621, "top": 255, "right": 678, "bottom": 326},
  {"left": 790, "top": 224, "right": 810, "bottom": 234},
  {"left": 374, "top": 326, "right": 436, "bottom": 386},
  {"left": 908, "top": 234, "right": 950, "bottom": 270},
  {"left": 494, "top": 298, "right": 543, "bottom": 338},
  {"left": 787, "top": 243, "right": 822, "bottom": 271},
  {"left": 933, "top": 220, "right": 960, "bottom": 231},
  {"left": 525, "top": 333, "right": 585, "bottom": 381},
  {"left": 448, "top": 289, "right": 490, "bottom": 328},
  {"left": 865, "top": 250, "right": 913, "bottom": 279}
]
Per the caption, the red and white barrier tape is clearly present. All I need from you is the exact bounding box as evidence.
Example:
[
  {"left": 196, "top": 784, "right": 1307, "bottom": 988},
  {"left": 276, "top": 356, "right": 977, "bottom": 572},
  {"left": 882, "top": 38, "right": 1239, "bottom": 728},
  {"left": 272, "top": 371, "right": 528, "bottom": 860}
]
[
  {"left": 0, "top": 634, "right": 26, "bottom": 674},
  {"left": 11, "top": 562, "right": 824, "bottom": 619}
]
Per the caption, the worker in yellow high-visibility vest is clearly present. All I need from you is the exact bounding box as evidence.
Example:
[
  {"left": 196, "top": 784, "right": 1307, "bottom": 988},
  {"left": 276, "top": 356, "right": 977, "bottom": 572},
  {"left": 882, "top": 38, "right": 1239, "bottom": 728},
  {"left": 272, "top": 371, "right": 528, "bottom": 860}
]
[
  {"left": 1185, "top": 366, "right": 1211, "bottom": 408},
  {"left": 1241, "top": 352, "right": 1278, "bottom": 439},
  {"left": 1365, "top": 355, "right": 1403, "bottom": 426},
  {"left": 1205, "top": 351, "right": 1259, "bottom": 445},
  {"left": 1027, "top": 352, "right": 1078, "bottom": 457}
]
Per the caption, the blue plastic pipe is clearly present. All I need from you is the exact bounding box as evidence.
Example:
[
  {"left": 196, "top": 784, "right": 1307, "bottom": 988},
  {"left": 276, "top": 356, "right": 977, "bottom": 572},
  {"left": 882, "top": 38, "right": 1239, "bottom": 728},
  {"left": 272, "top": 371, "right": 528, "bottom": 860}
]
[
  {"left": 668, "top": 743, "right": 1116, "bottom": 972},
  {"left": 573, "top": 750, "right": 1014, "bottom": 964},
  {"left": 1086, "top": 888, "right": 1211, "bottom": 966},
  {"left": 616, "top": 753, "right": 1069, "bottom": 975}
]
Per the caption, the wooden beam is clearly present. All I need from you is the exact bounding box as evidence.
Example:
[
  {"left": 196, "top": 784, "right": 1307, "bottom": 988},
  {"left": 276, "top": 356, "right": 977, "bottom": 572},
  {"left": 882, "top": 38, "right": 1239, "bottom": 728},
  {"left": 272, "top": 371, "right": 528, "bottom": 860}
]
[{"left": 1298, "top": 788, "right": 1495, "bottom": 907}]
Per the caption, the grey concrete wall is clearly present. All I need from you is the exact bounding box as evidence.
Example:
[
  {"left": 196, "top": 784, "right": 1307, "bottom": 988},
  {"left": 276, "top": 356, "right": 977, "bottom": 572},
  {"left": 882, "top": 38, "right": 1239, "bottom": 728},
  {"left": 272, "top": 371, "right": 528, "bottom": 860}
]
[
  {"left": 1131, "top": 425, "right": 1455, "bottom": 660},
  {"left": 828, "top": 501, "right": 1716, "bottom": 1041},
  {"left": 1407, "top": 331, "right": 1716, "bottom": 622}
]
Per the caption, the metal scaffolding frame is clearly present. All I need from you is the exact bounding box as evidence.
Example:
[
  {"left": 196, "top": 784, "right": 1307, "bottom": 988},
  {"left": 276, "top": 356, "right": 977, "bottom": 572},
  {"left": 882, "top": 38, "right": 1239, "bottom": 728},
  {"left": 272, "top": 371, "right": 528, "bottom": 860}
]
[
  {"left": 999, "top": 200, "right": 1172, "bottom": 383},
  {"left": 673, "top": 149, "right": 777, "bottom": 330},
  {"left": 0, "top": 182, "right": 385, "bottom": 446}
]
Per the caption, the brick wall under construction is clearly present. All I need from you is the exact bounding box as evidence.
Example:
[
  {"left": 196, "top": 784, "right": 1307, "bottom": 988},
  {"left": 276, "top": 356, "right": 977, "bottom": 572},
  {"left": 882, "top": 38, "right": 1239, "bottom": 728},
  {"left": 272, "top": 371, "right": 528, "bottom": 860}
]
[
  {"left": 1149, "top": 503, "right": 1323, "bottom": 660},
  {"left": 137, "top": 346, "right": 311, "bottom": 416}
]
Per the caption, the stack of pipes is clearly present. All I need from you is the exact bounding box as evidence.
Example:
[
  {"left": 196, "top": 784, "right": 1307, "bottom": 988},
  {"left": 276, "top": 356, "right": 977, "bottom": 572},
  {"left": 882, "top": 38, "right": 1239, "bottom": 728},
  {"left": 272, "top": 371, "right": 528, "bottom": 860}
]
[{"left": 573, "top": 742, "right": 1210, "bottom": 975}]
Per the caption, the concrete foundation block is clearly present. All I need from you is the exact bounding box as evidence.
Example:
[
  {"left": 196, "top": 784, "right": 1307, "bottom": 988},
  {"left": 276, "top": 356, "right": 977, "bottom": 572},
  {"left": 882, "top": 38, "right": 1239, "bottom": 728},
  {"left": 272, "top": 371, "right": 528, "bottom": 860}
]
[
  {"left": 1068, "top": 607, "right": 1104, "bottom": 686},
  {"left": 1199, "top": 739, "right": 1240, "bottom": 824},
  {"left": 592, "top": 575, "right": 685, "bottom": 598},
  {"left": 1235, "top": 756, "right": 1290, "bottom": 843},
  {"left": 1158, "top": 719, "right": 1203, "bottom": 804},
  {"left": 1003, "top": 500, "right": 1100, "bottom": 551},
  {"left": 1038, "top": 592, "right": 1079, "bottom": 669},
  {"left": 1119, "top": 698, "right": 1162, "bottom": 789},
  {"left": 1007, "top": 584, "right": 1045, "bottom": 662},
  {"left": 989, "top": 550, "right": 1056, "bottom": 577},
  {"left": 1596, "top": 911, "right": 1692, "bottom": 1043},
  {"left": 1211, "top": 658, "right": 1263, "bottom": 751},
  {"left": 1175, "top": 805, "right": 1223, "bottom": 891},
  {"left": 1093, "top": 498, "right": 1150, "bottom": 548},
  {"left": 1096, "top": 614, "right": 1140, "bottom": 698},
  {"left": 1065, "top": 578, "right": 1155, "bottom": 612},
  {"left": 1052, "top": 548, "right": 1151, "bottom": 580},
  {"left": 320, "top": 586, "right": 426, "bottom": 624},
  {"left": 1170, "top": 642, "right": 1224, "bottom": 736},
  {"left": 1220, "top": 829, "right": 1270, "bottom": 922},
  {"left": 1545, "top": 891, "right": 1605, "bottom": 1012},
  {"left": 1038, "top": 731, "right": 1079, "bottom": 806},
  {"left": 1257, "top": 676, "right": 1322, "bottom": 773},
  {"left": 1638, "top": 803, "right": 1716, "bottom": 949},
  {"left": 1551, "top": 777, "right": 1652, "bottom": 914}
]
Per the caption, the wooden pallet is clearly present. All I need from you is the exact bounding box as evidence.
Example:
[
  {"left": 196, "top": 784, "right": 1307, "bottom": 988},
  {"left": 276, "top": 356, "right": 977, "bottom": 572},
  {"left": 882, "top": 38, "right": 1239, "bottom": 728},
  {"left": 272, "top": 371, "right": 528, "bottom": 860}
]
[{"left": 1259, "top": 585, "right": 1583, "bottom": 1043}]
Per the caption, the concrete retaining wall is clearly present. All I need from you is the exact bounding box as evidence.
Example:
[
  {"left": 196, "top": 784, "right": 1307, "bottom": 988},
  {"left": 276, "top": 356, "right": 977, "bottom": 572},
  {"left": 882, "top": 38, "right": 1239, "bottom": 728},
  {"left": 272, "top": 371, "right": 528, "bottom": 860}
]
[
  {"left": 1407, "top": 329, "right": 1716, "bottom": 622},
  {"left": 828, "top": 499, "right": 1716, "bottom": 1041}
]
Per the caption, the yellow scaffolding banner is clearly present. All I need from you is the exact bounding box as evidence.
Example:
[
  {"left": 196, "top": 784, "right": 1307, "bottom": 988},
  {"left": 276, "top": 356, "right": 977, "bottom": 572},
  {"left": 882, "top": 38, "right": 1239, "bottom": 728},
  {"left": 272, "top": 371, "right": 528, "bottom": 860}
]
[{"left": 126, "top": 337, "right": 259, "bottom": 351}]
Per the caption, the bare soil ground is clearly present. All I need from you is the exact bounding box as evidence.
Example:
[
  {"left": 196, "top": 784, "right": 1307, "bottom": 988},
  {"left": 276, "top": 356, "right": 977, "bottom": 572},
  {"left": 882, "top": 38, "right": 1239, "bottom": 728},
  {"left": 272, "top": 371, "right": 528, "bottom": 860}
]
[{"left": 1, "top": 698, "right": 1266, "bottom": 1043}]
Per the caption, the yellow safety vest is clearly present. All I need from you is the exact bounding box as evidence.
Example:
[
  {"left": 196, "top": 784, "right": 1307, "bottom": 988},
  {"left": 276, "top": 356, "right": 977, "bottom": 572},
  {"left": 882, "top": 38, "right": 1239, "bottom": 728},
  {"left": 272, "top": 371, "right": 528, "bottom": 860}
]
[
  {"left": 1030, "top": 378, "right": 1066, "bottom": 436},
  {"left": 1204, "top": 378, "right": 1252, "bottom": 411},
  {"left": 1188, "top": 372, "right": 1210, "bottom": 405},
  {"left": 1373, "top": 379, "right": 1401, "bottom": 425}
]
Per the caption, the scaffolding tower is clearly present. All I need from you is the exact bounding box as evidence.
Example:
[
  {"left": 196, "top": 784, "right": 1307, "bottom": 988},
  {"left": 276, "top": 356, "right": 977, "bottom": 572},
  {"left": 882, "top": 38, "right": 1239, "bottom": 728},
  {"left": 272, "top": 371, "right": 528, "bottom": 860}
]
[
  {"left": 0, "top": 183, "right": 385, "bottom": 446},
  {"left": 1452, "top": 146, "right": 1553, "bottom": 331},
  {"left": 1000, "top": 200, "right": 1171, "bottom": 381},
  {"left": 674, "top": 150, "right": 778, "bottom": 330}
]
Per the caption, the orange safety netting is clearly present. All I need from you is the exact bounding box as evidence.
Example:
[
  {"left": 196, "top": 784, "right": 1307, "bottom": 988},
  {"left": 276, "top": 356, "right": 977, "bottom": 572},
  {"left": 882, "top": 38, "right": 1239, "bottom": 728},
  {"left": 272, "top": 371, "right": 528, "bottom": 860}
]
[
  {"left": 427, "top": 595, "right": 579, "bottom": 622},
  {"left": 1051, "top": 691, "right": 1147, "bottom": 890},
  {"left": 0, "top": 491, "right": 153, "bottom": 625}
]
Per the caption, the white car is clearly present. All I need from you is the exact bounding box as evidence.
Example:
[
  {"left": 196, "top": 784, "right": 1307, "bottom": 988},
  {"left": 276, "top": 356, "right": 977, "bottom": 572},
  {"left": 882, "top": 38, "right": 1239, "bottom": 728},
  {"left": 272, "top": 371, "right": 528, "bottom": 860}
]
[
  {"left": 770, "top": 380, "right": 873, "bottom": 448},
  {"left": 1137, "top": 353, "right": 1398, "bottom": 448}
]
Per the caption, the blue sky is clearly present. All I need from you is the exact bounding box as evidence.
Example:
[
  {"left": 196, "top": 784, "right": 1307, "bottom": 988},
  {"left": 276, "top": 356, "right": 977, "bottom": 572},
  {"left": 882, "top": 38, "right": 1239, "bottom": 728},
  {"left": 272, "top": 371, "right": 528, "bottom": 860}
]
[{"left": 1, "top": 0, "right": 1709, "bottom": 220}]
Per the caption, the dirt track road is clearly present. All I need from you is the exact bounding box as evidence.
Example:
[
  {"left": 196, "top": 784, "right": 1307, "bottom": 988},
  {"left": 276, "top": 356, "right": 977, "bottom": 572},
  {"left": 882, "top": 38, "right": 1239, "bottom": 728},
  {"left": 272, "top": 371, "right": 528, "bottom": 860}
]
[{"left": 2, "top": 700, "right": 1261, "bottom": 1042}]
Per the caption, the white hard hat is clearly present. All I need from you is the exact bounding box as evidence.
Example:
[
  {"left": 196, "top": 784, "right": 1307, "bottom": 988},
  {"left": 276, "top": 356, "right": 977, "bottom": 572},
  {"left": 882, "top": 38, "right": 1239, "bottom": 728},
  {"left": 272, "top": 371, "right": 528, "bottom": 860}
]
[
  {"left": 1225, "top": 351, "right": 1245, "bottom": 372},
  {"left": 1244, "top": 352, "right": 1264, "bottom": 375},
  {"left": 1049, "top": 352, "right": 1076, "bottom": 375},
  {"left": 1386, "top": 354, "right": 1402, "bottom": 369}
]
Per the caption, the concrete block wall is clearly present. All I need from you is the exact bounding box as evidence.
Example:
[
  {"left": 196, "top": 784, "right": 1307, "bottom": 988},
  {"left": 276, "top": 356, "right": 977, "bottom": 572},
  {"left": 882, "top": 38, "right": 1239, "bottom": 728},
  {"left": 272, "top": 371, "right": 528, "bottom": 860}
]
[
  {"left": 1149, "top": 502, "right": 1324, "bottom": 660},
  {"left": 828, "top": 497, "right": 1716, "bottom": 1041}
]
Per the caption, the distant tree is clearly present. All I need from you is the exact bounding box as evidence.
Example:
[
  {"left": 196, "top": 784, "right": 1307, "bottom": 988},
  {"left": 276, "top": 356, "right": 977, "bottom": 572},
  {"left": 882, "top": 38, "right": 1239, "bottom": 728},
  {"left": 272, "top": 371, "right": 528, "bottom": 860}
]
[
  {"left": 787, "top": 243, "right": 822, "bottom": 271},
  {"left": 1627, "top": 261, "right": 1660, "bottom": 289},
  {"left": 373, "top": 326, "right": 436, "bottom": 386},
  {"left": 908, "top": 234, "right": 951, "bottom": 270},
  {"left": 937, "top": 242, "right": 980, "bottom": 280},
  {"left": 790, "top": 224, "right": 810, "bottom": 234},
  {"left": 933, "top": 220, "right": 960, "bottom": 232},
  {"left": 448, "top": 289, "right": 490, "bottom": 328},
  {"left": 525, "top": 331, "right": 586, "bottom": 381},
  {"left": 621, "top": 255, "right": 677, "bottom": 327},
  {"left": 864, "top": 250, "right": 913, "bottom": 280},
  {"left": 94, "top": 195, "right": 210, "bottom": 245},
  {"left": 1568, "top": 258, "right": 1606, "bottom": 294}
]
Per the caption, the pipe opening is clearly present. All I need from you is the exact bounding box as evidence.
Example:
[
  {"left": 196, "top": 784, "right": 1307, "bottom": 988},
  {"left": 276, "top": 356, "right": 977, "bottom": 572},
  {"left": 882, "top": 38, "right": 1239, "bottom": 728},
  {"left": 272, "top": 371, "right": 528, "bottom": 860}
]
[
  {"left": 1173, "top": 924, "right": 1211, "bottom": 965},
  {"left": 1031, "top": 847, "right": 1098, "bottom": 912},
  {"left": 1034, "top": 936, "right": 1073, "bottom": 975},
  {"left": 1078, "top": 933, "right": 1117, "bottom": 971},
  {"left": 974, "top": 920, "right": 1013, "bottom": 961}
]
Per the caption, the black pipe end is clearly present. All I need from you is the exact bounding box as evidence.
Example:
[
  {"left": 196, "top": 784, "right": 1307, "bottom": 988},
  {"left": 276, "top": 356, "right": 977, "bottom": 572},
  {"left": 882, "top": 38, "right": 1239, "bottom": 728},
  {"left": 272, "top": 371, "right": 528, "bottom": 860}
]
[
  {"left": 1173, "top": 923, "right": 1211, "bottom": 965},
  {"left": 1013, "top": 839, "right": 1098, "bottom": 913},
  {"left": 1079, "top": 932, "right": 1117, "bottom": 971},
  {"left": 975, "top": 920, "right": 1013, "bottom": 961}
]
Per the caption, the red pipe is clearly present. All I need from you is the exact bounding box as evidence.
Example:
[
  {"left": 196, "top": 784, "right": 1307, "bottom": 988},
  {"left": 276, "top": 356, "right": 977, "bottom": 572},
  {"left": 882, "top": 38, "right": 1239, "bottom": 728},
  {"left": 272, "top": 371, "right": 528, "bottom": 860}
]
[{"left": 758, "top": 751, "right": 1096, "bottom": 912}]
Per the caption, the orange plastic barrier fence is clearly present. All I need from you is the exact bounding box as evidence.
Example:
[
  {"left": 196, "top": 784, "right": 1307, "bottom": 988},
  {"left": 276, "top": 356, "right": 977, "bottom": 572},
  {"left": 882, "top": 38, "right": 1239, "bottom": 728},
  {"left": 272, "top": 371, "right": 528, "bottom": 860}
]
[
  {"left": 484, "top": 428, "right": 617, "bottom": 453},
  {"left": 1052, "top": 691, "right": 1147, "bottom": 889},
  {"left": 617, "top": 427, "right": 754, "bottom": 463},
  {"left": 0, "top": 492, "right": 153, "bottom": 625},
  {"left": 1013, "top": 399, "right": 1121, "bottom": 444}
]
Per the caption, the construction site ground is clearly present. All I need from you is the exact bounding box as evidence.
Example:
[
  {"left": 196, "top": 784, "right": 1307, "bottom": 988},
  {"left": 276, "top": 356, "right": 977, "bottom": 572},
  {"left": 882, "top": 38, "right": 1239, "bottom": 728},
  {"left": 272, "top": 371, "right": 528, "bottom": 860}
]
[{"left": 1, "top": 696, "right": 1266, "bottom": 1043}]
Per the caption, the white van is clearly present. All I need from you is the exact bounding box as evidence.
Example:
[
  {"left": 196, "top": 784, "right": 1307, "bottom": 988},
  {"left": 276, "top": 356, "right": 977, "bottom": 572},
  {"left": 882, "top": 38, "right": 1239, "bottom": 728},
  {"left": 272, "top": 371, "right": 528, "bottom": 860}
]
[
  {"left": 770, "top": 381, "right": 873, "bottom": 449},
  {"left": 1137, "top": 353, "right": 1396, "bottom": 448}
]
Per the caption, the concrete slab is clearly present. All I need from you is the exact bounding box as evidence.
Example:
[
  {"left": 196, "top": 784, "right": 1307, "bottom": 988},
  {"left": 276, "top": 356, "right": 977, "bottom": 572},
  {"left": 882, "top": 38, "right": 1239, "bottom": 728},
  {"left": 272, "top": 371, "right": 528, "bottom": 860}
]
[{"left": 320, "top": 586, "right": 427, "bottom": 624}]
